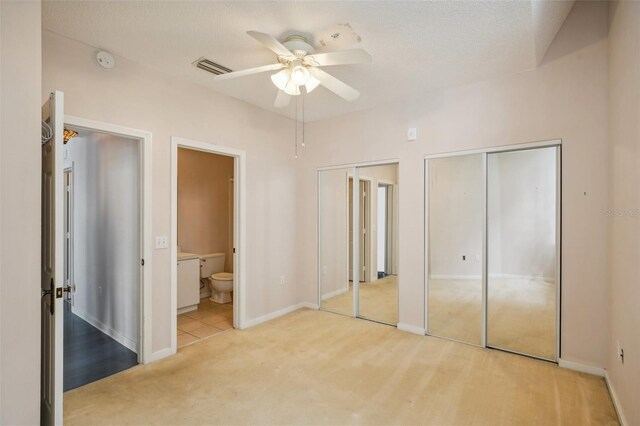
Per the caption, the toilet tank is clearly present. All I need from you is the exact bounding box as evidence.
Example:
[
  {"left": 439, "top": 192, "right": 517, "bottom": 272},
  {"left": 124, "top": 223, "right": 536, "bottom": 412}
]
[{"left": 200, "top": 253, "right": 225, "bottom": 278}]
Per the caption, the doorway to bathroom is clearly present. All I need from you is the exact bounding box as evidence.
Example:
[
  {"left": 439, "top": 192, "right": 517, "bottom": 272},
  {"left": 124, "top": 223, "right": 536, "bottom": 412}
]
[{"left": 170, "top": 137, "right": 246, "bottom": 353}]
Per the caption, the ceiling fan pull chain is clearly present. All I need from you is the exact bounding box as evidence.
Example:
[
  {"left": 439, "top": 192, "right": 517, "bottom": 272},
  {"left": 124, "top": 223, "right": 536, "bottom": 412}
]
[
  {"left": 294, "top": 95, "right": 298, "bottom": 160},
  {"left": 302, "top": 93, "right": 305, "bottom": 148}
]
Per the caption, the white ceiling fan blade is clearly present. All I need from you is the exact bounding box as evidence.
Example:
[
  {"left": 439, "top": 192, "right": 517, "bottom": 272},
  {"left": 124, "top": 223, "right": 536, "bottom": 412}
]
[
  {"left": 308, "top": 67, "right": 360, "bottom": 101},
  {"left": 247, "top": 31, "right": 296, "bottom": 59},
  {"left": 214, "top": 63, "right": 284, "bottom": 80},
  {"left": 274, "top": 90, "right": 291, "bottom": 108},
  {"left": 305, "top": 49, "right": 372, "bottom": 67}
]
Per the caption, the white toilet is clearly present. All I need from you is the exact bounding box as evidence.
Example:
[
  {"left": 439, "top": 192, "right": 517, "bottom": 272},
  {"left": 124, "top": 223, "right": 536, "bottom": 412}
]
[{"left": 199, "top": 253, "right": 234, "bottom": 304}]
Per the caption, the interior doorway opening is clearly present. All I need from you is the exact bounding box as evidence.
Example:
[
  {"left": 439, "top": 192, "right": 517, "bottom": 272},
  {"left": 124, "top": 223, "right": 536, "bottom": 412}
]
[
  {"left": 170, "top": 137, "right": 246, "bottom": 355},
  {"left": 175, "top": 147, "right": 236, "bottom": 348},
  {"left": 62, "top": 126, "right": 143, "bottom": 391},
  {"left": 41, "top": 91, "right": 152, "bottom": 423}
]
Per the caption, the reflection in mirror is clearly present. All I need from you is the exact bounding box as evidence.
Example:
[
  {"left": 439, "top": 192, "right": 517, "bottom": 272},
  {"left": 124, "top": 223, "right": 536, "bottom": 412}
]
[
  {"left": 356, "top": 163, "right": 398, "bottom": 325},
  {"left": 319, "top": 168, "right": 352, "bottom": 316},
  {"left": 427, "top": 155, "right": 484, "bottom": 345},
  {"left": 487, "top": 147, "right": 557, "bottom": 360}
]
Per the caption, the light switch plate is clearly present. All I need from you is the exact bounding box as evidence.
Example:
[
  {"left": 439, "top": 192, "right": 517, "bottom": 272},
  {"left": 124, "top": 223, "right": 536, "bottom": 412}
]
[
  {"left": 155, "top": 236, "right": 168, "bottom": 249},
  {"left": 407, "top": 128, "right": 417, "bottom": 141}
]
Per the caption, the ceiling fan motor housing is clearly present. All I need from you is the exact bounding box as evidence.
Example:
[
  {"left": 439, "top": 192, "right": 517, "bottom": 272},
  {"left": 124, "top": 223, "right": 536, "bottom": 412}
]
[{"left": 282, "top": 34, "right": 315, "bottom": 58}]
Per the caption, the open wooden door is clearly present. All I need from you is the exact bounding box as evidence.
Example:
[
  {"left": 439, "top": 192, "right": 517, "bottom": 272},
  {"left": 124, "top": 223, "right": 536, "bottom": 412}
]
[{"left": 41, "top": 91, "right": 64, "bottom": 426}]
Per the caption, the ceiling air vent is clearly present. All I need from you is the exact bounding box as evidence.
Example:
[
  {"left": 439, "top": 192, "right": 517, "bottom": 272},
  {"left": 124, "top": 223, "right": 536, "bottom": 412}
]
[{"left": 194, "top": 57, "right": 232, "bottom": 75}]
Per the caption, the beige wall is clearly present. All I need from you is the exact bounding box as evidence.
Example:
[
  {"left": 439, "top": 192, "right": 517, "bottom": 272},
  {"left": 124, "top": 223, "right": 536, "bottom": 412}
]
[
  {"left": 606, "top": 1, "right": 640, "bottom": 424},
  {"left": 299, "top": 1, "right": 610, "bottom": 368},
  {"left": 178, "top": 148, "right": 235, "bottom": 272},
  {"left": 43, "top": 31, "right": 298, "bottom": 356},
  {"left": 0, "top": 1, "right": 42, "bottom": 423}
]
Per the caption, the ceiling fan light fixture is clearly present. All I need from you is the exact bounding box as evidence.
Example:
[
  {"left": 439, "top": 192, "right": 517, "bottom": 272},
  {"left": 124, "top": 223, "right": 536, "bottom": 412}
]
[
  {"left": 284, "top": 79, "right": 301, "bottom": 96},
  {"left": 271, "top": 69, "right": 290, "bottom": 91},
  {"left": 290, "top": 65, "right": 310, "bottom": 86},
  {"left": 304, "top": 76, "right": 321, "bottom": 93}
]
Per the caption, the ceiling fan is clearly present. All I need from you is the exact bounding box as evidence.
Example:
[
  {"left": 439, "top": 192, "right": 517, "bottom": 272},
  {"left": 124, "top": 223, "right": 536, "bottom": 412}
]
[{"left": 214, "top": 31, "right": 372, "bottom": 108}]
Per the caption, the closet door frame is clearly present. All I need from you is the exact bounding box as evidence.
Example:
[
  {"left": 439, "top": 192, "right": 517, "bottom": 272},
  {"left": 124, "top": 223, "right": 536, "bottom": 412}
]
[
  {"left": 424, "top": 139, "right": 561, "bottom": 362},
  {"left": 317, "top": 159, "right": 400, "bottom": 324}
]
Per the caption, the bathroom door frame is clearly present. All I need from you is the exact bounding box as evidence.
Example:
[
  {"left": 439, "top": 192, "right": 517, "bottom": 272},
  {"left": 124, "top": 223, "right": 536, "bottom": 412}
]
[
  {"left": 423, "top": 138, "right": 562, "bottom": 362},
  {"left": 170, "top": 136, "right": 247, "bottom": 355},
  {"left": 64, "top": 115, "right": 153, "bottom": 365}
]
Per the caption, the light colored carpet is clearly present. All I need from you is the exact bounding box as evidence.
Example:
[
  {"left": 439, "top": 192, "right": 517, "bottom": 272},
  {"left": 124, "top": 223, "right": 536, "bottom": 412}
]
[
  {"left": 64, "top": 309, "right": 618, "bottom": 425},
  {"left": 321, "top": 275, "right": 398, "bottom": 324},
  {"left": 323, "top": 275, "right": 555, "bottom": 359},
  {"left": 429, "top": 277, "right": 556, "bottom": 359}
]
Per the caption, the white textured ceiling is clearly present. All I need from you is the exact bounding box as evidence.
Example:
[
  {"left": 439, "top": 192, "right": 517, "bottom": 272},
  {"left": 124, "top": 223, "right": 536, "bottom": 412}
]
[{"left": 42, "top": 1, "right": 574, "bottom": 122}]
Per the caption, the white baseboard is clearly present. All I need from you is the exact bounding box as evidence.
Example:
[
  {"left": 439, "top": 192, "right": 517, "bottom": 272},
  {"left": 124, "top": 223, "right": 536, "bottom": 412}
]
[
  {"left": 242, "top": 302, "right": 313, "bottom": 329},
  {"left": 71, "top": 306, "right": 138, "bottom": 353},
  {"left": 321, "top": 287, "right": 349, "bottom": 301},
  {"left": 558, "top": 358, "right": 605, "bottom": 376},
  {"left": 150, "top": 347, "right": 174, "bottom": 363},
  {"left": 604, "top": 371, "right": 628, "bottom": 426},
  {"left": 177, "top": 305, "right": 197, "bottom": 315},
  {"left": 397, "top": 323, "right": 426, "bottom": 336}
]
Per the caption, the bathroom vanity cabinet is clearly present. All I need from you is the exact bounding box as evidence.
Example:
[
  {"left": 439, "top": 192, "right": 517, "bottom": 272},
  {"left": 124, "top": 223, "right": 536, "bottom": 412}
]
[{"left": 177, "top": 253, "right": 200, "bottom": 313}]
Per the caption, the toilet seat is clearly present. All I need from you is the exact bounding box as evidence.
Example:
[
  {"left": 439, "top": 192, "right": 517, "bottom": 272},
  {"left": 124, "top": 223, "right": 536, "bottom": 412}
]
[{"left": 211, "top": 272, "right": 233, "bottom": 281}]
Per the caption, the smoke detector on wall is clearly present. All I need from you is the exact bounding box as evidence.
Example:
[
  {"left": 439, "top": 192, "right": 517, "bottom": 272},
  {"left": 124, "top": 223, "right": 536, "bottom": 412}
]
[{"left": 96, "top": 50, "right": 115, "bottom": 69}]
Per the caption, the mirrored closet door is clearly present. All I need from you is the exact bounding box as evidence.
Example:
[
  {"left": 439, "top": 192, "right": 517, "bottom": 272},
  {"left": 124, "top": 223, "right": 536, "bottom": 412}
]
[
  {"left": 318, "top": 162, "right": 399, "bottom": 326},
  {"left": 487, "top": 147, "right": 559, "bottom": 361},
  {"left": 427, "top": 154, "right": 484, "bottom": 345},
  {"left": 425, "top": 143, "right": 560, "bottom": 362},
  {"left": 318, "top": 167, "right": 353, "bottom": 317},
  {"left": 356, "top": 163, "right": 399, "bottom": 325}
]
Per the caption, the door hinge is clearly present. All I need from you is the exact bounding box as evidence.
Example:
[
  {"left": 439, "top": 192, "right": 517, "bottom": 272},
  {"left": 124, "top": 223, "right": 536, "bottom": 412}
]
[
  {"left": 233, "top": 248, "right": 236, "bottom": 254},
  {"left": 141, "top": 258, "right": 145, "bottom": 266}
]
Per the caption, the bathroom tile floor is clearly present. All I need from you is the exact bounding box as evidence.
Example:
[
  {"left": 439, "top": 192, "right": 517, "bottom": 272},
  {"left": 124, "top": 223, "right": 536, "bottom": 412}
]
[{"left": 177, "top": 299, "right": 233, "bottom": 347}]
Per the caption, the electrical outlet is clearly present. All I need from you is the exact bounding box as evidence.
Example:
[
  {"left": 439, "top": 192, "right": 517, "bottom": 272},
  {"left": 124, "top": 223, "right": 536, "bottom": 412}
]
[
  {"left": 280, "top": 275, "right": 285, "bottom": 286},
  {"left": 155, "top": 236, "right": 168, "bottom": 249},
  {"left": 462, "top": 255, "right": 466, "bottom": 261}
]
